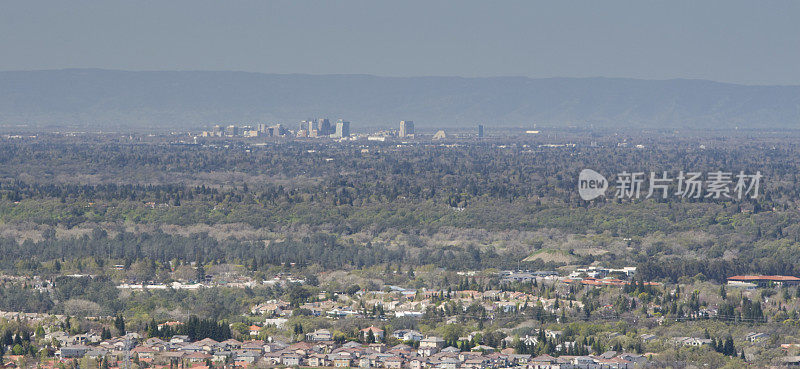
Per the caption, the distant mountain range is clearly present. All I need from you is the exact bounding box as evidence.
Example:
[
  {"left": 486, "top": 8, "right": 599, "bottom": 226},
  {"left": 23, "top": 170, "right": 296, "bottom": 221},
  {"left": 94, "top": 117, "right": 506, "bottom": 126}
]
[{"left": 1, "top": 69, "right": 799, "bottom": 131}]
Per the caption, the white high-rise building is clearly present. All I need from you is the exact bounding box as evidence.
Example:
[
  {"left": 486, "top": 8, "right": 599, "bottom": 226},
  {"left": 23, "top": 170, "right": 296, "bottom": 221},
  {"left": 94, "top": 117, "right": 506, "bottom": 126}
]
[{"left": 333, "top": 120, "right": 350, "bottom": 138}]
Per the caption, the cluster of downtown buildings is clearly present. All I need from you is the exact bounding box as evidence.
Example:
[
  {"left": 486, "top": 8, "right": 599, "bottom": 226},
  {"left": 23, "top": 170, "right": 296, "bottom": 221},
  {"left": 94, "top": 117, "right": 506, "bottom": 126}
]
[
  {"left": 296, "top": 118, "right": 351, "bottom": 138},
  {"left": 198, "top": 119, "right": 355, "bottom": 139},
  {"left": 198, "top": 119, "right": 486, "bottom": 140},
  {"left": 200, "top": 123, "right": 289, "bottom": 138}
]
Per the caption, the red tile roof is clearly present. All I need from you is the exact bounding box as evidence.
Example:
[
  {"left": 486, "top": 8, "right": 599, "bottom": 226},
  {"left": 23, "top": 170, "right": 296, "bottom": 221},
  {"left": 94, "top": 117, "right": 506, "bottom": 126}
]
[{"left": 728, "top": 275, "right": 800, "bottom": 282}]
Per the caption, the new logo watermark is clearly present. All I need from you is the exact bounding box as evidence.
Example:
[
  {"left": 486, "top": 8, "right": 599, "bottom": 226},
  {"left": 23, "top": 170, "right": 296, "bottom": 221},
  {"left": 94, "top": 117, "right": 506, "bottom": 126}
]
[
  {"left": 578, "top": 169, "right": 762, "bottom": 201},
  {"left": 578, "top": 169, "right": 608, "bottom": 201}
]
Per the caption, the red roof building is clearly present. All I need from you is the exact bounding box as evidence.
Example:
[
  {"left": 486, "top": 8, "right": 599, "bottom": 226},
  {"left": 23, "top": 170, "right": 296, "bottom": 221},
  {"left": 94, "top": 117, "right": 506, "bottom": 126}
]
[{"left": 727, "top": 275, "right": 800, "bottom": 286}]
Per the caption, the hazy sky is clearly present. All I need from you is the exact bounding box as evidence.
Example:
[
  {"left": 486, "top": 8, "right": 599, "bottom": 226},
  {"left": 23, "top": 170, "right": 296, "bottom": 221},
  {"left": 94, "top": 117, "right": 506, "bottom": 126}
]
[{"left": 2, "top": 0, "right": 799, "bottom": 85}]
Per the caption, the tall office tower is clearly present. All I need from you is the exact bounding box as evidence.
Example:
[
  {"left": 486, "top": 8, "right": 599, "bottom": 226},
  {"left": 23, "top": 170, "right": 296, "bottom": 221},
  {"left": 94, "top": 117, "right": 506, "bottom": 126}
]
[
  {"left": 318, "top": 118, "right": 332, "bottom": 136},
  {"left": 299, "top": 120, "right": 314, "bottom": 136},
  {"left": 303, "top": 120, "right": 318, "bottom": 137},
  {"left": 298, "top": 120, "right": 309, "bottom": 137},
  {"left": 478, "top": 124, "right": 484, "bottom": 138},
  {"left": 258, "top": 123, "right": 267, "bottom": 133},
  {"left": 306, "top": 120, "right": 316, "bottom": 133},
  {"left": 226, "top": 125, "right": 238, "bottom": 137},
  {"left": 334, "top": 119, "right": 350, "bottom": 138},
  {"left": 213, "top": 125, "right": 224, "bottom": 137},
  {"left": 400, "top": 120, "right": 415, "bottom": 138}
]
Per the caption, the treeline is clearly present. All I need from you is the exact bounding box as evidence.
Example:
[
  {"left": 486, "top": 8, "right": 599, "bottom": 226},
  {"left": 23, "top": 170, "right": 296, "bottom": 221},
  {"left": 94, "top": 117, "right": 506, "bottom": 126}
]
[
  {"left": 0, "top": 285, "right": 53, "bottom": 313},
  {"left": 2, "top": 139, "right": 796, "bottom": 209},
  {"left": 0, "top": 328, "right": 38, "bottom": 356},
  {"left": 144, "top": 316, "right": 231, "bottom": 341},
  {"left": 637, "top": 254, "right": 800, "bottom": 283},
  {"left": 259, "top": 235, "right": 528, "bottom": 271},
  {"left": 0, "top": 232, "right": 250, "bottom": 270},
  {"left": 52, "top": 276, "right": 121, "bottom": 313},
  {"left": 2, "top": 137, "right": 800, "bottom": 283},
  {"left": 3, "top": 219, "right": 800, "bottom": 283},
  {"left": 7, "top": 228, "right": 800, "bottom": 282},
  {"left": 0, "top": 230, "right": 534, "bottom": 273}
]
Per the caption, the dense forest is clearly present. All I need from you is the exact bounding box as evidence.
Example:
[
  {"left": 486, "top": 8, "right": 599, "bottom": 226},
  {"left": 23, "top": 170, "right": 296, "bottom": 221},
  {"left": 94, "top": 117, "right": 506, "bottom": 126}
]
[
  {"left": 0, "top": 132, "right": 799, "bottom": 281},
  {"left": 0, "top": 132, "right": 799, "bottom": 368}
]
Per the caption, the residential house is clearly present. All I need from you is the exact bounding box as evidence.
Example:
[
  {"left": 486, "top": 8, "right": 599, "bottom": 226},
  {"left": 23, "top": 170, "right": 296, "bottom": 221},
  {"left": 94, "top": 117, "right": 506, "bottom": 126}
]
[
  {"left": 436, "top": 357, "right": 460, "bottom": 369},
  {"left": 747, "top": 332, "right": 769, "bottom": 342},
  {"left": 219, "top": 339, "right": 242, "bottom": 350},
  {"left": 640, "top": 334, "right": 657, "bottom": 342},
  {"left": 360, "top": 326, "right": 385, "bottom": 342},
  {"left": 420, "top": 337, "right": 445, "bottom": 349},
  {"left": 131, "top": 346, "right": 157, "bottom": 360},
  {"left": 212, "top": 351, "right": 232, "bottom": 363},
  {"left": 418, "top": 346, "right": 439, "bottom": 357},
  {"left": 471, "top": 345, "right": 494, "bottom": 353},
  {"left": 196, "top": 338, "right": 219, "bottom": 352},
  {"left": 307, "top": 353, "right": 330, "bottom": 367},
  {"left": 265, "top": 341, "right": 288, "bottom": 353},
  {"left": 84, "top": 349, "right": 108, "bottom": 360},
  {"left": 262, "top": 352, "right": 281, "bottom": 365},
  {"left": 170, "top": 335, "right": 190, "bottom": 343},
  {"left": 441, "top": 346, "right": 460, "bottom": 354},
  {"left": 392, "top": 330, "right": 424, "bottom": 342},
  {"left": 264, "top": 318, "right": 288, "bottom": 329},
  {"left": 619, "top": 353, "right": 647, "bottom": 365},
  {"left": 509, "top": 354, "right": 531, "bottom": 365},
  {"left": 573, "top": 356, "right": 596, "bottom": 366},
  {"left": 58, "top": 345, "right": 92, "bottom": 359},
  {"left": 332, "top": 353, "right": 353, "bottom": 367},
  {"left": 158, "top": 351, "right": 186, "bottom": 364},
  {"left": 241, "top": 340, "right": 266, "bottom": 354},
  {"left": 186, "top": 352, "right": 213, "bottom": 363},
  {"left": 368, "top": 343, "right": 386, "bottom": 353},
  {"left": 143, "top": 337, "right": 168, "bottom": 349},
  {"left": 307, "top": 329, "right": 333, "bottom": 342},
  {"left": 782, "top": 356, "right": 800, "bottom": 367},
  {"left": 281, "top": 353, "right": 302, "bottom": 366},
  {"left": 383, "top": 356, "right": 404, "bottom": 369},
  {"left": 235, "top": 351, "right": 260, "bottom": 364},
  {"left": 409, "top": 358, "right": 429, "bottom": 369},
  {"left": 462, "top": 357, "right": 490, "bottom": 369},
  {"left": 530, "top": 354, "right": 557, "bottom": 369}
]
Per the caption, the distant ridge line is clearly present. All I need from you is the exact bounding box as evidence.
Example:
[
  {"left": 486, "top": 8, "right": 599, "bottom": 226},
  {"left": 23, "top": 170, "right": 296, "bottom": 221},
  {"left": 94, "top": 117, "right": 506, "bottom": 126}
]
[{"left": 1, "top": 69, "right": 799, "bottom": 131}]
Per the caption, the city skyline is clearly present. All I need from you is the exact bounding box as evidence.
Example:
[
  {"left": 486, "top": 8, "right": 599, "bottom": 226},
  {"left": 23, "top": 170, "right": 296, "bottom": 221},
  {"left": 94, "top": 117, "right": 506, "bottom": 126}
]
[{"left": 1, "top": 2, "right": 798, "bottom": 369}]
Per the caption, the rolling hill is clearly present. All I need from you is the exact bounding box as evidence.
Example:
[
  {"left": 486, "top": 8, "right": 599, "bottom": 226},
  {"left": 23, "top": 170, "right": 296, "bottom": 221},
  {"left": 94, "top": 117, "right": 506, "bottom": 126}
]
[{"left": 1, "top": 69, "right": 799, "bottom": 131}]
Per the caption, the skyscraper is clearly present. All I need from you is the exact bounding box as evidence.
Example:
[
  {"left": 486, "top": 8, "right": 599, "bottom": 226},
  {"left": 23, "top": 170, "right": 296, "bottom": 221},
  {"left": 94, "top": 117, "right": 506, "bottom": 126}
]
[
  {"left": 212, "top": 125, "right": 224, "bottom": 137},
  {"left": 307, "top": 120, "right": 316, "bottom": 136},
  {"left": 225, "top": 125, "right": 238, "bottom": 137},
  {"left": 298, "top": 120, "right": 310, "bottom": 137},
  {"left": 400, "top": 120, "right": 415, "bottom": 138},
  {"left": 478, "top": 124, "right": 484, "bottom": 138},
  {"left": 334, "top": 119, "right": 350, "bottom": 138},
  {"left": 300, "top": 119, "right": 317, "bottom": 137},
  {"left": 318, "top": 118, "right": 332, "bottom": 136}
]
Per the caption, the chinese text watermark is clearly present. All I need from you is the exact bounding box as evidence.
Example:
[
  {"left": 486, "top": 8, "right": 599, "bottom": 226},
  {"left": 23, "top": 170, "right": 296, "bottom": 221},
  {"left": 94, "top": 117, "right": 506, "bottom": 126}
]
[{"left": 578, "top": 170, "right": 762, "bottom": 201}]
